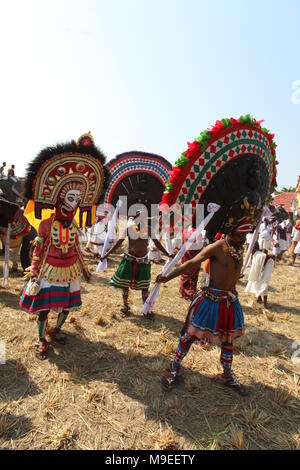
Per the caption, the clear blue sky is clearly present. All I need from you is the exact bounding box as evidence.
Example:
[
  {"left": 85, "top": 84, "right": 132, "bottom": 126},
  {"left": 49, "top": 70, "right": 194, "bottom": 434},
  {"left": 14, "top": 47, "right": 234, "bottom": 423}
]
[{"left": 1, "top": 0, "right": 299, "bottom": 189}]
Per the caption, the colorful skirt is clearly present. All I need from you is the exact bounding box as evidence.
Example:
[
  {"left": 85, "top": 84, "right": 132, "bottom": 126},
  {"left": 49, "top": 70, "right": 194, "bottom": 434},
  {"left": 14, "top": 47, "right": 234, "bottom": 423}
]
[
  {"left": 110, "top": 253, "right": 151, "bottom": 291},
  {"left": 20, "top": 279, "right": 82, "bottom": 314},
  {"left": 182, "top": 287, "right": 245, "bottom": 343}
]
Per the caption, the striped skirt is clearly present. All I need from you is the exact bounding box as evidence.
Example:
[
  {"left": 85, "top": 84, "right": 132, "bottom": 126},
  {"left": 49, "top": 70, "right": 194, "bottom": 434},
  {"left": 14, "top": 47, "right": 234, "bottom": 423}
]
[
  {"left": 110, "top": 256, "right": 151, "bottom": 291},
  {"left": 20, "top": 279, "right": 82, "bottom": 313},
  {"left": 183, "top": 287, "right": 245, "bottom": 344}
]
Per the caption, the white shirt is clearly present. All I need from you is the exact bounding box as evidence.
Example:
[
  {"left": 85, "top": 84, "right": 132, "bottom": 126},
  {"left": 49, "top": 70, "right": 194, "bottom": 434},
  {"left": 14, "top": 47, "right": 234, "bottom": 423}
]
[{"left": 259, "top": 223, "right": 271, "bottom": 239}]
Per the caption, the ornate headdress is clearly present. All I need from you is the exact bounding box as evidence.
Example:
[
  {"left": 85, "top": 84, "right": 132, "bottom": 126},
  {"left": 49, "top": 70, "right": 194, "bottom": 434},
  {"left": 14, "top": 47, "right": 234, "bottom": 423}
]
[
  {"left": 104, "top": 151, "right": 172, "bottom": 212},
  {"left": 24, "top": 132, "right": 109, "bottom": 227},
  {"left": 161, "top": 115, "right": 278, "bottom": 237}
]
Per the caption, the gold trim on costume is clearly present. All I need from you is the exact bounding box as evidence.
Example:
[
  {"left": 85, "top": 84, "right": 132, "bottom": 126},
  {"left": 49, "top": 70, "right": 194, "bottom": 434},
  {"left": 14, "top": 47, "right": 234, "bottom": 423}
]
[{"left": 41, "top": 260, "right": 82, "bottom": 283}]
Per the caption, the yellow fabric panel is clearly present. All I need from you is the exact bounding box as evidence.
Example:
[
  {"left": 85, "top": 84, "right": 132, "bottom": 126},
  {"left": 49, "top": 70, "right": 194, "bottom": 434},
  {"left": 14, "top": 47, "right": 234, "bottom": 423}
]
[{"left": 24, "top": 201, "right": 94, "bottom": 229}]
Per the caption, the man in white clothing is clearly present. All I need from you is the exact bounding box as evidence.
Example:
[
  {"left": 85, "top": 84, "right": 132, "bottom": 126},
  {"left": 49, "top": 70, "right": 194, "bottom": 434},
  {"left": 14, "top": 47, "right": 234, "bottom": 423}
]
[
  {"left": 258, "top": 218, "right": 272, "bottom": 251},
  {"left": 245, "top": 242, "right": 275, "bottom": 309}
]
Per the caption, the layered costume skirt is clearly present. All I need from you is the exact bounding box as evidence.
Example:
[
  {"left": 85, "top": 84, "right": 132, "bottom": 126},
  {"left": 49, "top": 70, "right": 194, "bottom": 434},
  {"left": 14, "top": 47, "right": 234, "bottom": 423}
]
[
  {"left": 110, "top": 251, "right": 151, "bottom": 291},
  {"left": 182, "top": 286, "right": 245, "bottom": 343},
  {"left": 20, "top": 279, "right": 81, "bottom": 314}
]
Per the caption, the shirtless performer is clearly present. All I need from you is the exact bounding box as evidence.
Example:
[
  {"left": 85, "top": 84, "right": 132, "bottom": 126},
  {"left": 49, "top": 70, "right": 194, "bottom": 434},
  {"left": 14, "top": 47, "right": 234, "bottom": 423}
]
[
  {"left": 102, "top": 212, "right": 172, "bottom": 318},
  {"left": 156, "top": 223, "right": 252, "bottom": 396}
]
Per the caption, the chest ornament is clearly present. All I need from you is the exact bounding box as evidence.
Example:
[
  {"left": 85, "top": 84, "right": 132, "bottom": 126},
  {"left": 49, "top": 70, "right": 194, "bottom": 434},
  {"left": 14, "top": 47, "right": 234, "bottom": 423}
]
[{"left": 51, "top": 221, "right": 76, "bottom": 254}]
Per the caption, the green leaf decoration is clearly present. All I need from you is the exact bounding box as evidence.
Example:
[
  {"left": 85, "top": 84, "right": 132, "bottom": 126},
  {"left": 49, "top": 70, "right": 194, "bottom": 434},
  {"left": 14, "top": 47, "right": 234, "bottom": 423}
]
[
  {"left": 174, "top": 153, "right": 189, "bottom": 167},
  {"left": 164, "top": 182, "right": 174, "bottom": 194},
  {"left": 261, "top": 127, "right": 270, "bottom": 134},
  {"left": 221, "top": 118, "right": 232, "bottom": 128},
  {"left": 196, "top": 130, "right": 211, "bottom": 151},
  {"left": 239, "top": 114, "right": 255, "bottom": 126}
]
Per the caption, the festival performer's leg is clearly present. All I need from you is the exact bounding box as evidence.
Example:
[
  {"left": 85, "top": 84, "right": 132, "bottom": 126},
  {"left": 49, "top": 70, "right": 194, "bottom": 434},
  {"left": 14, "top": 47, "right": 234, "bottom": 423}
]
[
  {"left": 219, "top": 342, "right": 248, "bottom": 396},
  {"left": 162, "top": 332, "right": 197, "bottom": 390},
  {"left": 120, "top": 288, "right": 131, "bottom": 316},
  {"left": 48, "top": 309, "right": 69, "bottom": 344},
  {"left": 36, "top": 310, "right": 50, "bottom": 359},
  {"left": 142, "top": 289, "right": 154, "bottom": 319}
]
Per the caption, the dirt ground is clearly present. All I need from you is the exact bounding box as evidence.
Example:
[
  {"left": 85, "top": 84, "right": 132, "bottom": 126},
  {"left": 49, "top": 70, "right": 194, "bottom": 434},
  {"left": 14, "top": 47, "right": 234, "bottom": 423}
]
[{"left": 0, "top": 249, "right": 299, "bottom": 450}]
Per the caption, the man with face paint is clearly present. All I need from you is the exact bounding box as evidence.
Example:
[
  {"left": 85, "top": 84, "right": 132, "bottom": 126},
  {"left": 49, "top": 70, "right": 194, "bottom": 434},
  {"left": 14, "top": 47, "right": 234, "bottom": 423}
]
[{"left": 20, "top": 134, "right": 108, "bottom": 358}]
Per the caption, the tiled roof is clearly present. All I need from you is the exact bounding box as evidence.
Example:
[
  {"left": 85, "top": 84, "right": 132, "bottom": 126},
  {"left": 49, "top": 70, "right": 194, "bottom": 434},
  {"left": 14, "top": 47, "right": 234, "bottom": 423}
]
[{"left": 272, "top": 192, "right": 297, "bottom": 211}]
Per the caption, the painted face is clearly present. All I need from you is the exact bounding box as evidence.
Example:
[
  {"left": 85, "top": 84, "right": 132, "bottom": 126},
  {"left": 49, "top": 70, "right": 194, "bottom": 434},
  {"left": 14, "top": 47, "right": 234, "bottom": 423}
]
[
  {"left": 230, "top": 230, "right": 247, "bottom": 246},
  {"left": 56, "top": 189, "right": 83, "bottom": 221}
]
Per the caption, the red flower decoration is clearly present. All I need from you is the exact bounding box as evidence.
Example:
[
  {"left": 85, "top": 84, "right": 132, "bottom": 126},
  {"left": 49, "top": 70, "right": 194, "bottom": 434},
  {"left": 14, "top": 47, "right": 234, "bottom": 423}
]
[{"left": 186, "top": 140, "right": 201, "bottom": 158}]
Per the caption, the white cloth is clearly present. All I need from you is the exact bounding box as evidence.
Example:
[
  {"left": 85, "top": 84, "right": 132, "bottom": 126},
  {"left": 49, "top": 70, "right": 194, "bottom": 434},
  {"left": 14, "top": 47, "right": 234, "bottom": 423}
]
[
  {"left": 245, "top": 252, "right": 274, "bottom": 297},
  {"left": 279, "top": 239, "right": 288, "bottom": 252},
  {"left": 148, "top": 239, "right": 163, "bottom": 262},
  {"left": 246, "top": 233, "right": 254, "bottom": 245},
  {"left": 96, "top": 200, "right": 122, "bottom": 272},
  {"left": 272, "top": 234, "right": 281, "bottom": 255},
  {"left": 294, "top": 242, "right": 300, "bottom": 255},
  {"left": 258, "top": 222, "right": 272, "bottom": 250},
  {"left": 292, "top": 228, "right": 300, "bottom": 242},
  {"left": 259, "top": 237, "right": 272, "bottom": 251},
  {"left": 259, "top": 222, "right": 272, "bottom": 238}
]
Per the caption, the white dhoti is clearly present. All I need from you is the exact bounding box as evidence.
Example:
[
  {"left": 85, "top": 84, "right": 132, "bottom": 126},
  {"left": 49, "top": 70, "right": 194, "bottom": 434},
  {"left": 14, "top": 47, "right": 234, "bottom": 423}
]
[
  {"left": 258, "top": 236, "right": 271, "bottom": 251},
  {"left": 279, "top": 239, "right": 288, "bottom": 252},
  {"left": 245, "top": 252, "right": 274, "bottom": 297}
]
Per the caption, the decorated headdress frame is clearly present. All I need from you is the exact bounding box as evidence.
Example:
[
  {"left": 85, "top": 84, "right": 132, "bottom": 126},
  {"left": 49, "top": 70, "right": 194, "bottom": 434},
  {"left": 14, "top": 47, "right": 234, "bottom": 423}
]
[
  {"left": 161, "top": 115, "right": 278, "bottom": 235},
  {"left": 104, "top": 151, "right": 172, "bottom": 207},
  {"left": 25, "top": 133, "right": 109, "bottom": 227}
]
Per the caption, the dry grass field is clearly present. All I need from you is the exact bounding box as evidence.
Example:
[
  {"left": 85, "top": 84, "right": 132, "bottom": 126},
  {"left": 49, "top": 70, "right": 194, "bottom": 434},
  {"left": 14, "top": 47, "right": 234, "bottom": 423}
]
[{"left": 0, "top": 249, "right": 299, "bottom": 450}]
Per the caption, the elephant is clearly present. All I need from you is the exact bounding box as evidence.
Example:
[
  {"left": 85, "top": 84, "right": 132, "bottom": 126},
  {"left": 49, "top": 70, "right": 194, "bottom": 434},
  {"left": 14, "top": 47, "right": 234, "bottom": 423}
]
[{"left": 0, "top": 197, "right": 35, "bottom": 272}]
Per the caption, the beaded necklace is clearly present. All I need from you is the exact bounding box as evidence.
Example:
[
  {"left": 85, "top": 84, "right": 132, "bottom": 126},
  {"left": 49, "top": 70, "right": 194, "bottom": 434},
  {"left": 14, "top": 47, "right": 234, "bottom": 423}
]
[{"left": 225, "top": 239, "right": 244, "bottom": 266}]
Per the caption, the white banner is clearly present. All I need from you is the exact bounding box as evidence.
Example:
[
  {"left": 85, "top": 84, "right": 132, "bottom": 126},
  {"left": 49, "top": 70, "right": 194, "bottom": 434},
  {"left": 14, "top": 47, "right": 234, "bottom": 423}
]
[{"left": 96, "top": 199, "right": 122, "bottom": 272}]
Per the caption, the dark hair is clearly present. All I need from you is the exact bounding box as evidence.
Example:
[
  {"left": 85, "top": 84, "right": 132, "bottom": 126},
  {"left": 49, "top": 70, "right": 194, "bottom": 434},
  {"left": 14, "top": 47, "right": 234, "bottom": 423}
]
[{"left": 253, "top": 241, "right": 260, "bottom": 252}]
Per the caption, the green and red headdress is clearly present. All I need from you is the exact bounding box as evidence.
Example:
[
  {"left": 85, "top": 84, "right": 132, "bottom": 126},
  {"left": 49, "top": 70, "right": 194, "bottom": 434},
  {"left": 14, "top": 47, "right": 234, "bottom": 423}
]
[{"left": 161, "top": 115, "right": 278, "bottom": 236}]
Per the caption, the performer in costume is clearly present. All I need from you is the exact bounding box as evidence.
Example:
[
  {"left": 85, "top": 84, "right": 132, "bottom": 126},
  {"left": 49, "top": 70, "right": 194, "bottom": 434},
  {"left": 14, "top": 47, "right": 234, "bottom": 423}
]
[
  {"left": 101, "top": 151, "right": 173, "bottom": 317},
  {"left": 19, "top": 133, "right": 108, "bottom": 358},
  {"left": 157, "top": 114, "right": 278, "bottom": 396},
  {"left": 102, "top": 209, "right": 172, "bottom": 319}
]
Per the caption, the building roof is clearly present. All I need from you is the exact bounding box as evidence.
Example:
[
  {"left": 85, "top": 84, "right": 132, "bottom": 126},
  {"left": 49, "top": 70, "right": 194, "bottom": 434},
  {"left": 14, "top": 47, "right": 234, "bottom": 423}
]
[{"left": 272, "top": 192, "right": 297, "bottom": 211}]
